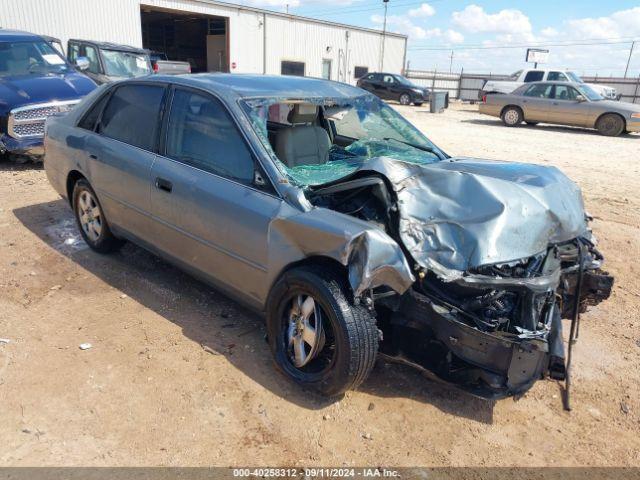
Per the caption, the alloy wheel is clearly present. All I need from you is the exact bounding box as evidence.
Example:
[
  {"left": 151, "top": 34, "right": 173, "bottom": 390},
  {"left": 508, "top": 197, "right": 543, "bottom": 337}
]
[
  {"left": 77, "top": 190, "right": 103, "bottom": 242},
  {"left": 286, "top": 293, "right": 326, "bottom": 368}
]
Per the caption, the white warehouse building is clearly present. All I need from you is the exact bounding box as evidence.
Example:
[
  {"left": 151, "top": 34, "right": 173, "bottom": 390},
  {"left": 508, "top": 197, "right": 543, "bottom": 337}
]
[{"left": 1, "top": 0, "right": 407, "bottom": 84}]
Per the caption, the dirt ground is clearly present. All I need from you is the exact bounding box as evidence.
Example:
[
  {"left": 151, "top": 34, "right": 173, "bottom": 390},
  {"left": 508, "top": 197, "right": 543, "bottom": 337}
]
[{"left": 0, "top": 103, "right": 639, "bottom": 467}]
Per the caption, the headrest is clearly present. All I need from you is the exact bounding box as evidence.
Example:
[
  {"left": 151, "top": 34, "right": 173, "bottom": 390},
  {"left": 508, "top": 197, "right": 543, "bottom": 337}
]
[{"left": 287, "top": 103, "right": 318, "bottom": 124}]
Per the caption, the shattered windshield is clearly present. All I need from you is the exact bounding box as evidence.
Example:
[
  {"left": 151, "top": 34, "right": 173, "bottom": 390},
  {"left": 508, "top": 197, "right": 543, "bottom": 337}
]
[{"left": 242, "top": 95, "right": 445, "bottom": 186}]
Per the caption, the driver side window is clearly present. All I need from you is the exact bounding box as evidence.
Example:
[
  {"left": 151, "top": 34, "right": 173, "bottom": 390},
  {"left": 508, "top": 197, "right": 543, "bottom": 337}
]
[
  {"left": 166, "top": 89, "right": 255, "bottom": 184},
  {"left": 84, "top": 45, "right": 100, "bottom": 74}
]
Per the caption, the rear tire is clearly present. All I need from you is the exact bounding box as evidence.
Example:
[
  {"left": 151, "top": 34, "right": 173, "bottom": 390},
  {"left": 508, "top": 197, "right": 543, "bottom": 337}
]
[
  {"left": 399, "top": 93, "right": 411, "bottom": 106},
  {"left": 72, "top": 179, "right": 124, "bottom": 254},
  {"left": 501, "top": 106, "right": 523, "bottom": 127},
  {"left": 266, "top": 265, "right": 378, "bottom": 397},
  {"left": 596, "top": 113, "right": 625, "bottom": 137}
]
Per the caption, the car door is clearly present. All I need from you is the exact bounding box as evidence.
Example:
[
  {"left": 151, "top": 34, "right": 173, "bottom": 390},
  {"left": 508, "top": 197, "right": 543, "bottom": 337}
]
[
  {"left": 84, "top": 82, "right": 167, "bottom": 243},
  {"left": 381, "top": 74, "right": 397, "bottom": 100},
  {"left": 149, "top": 86, "right": 283, "bottom": 305},
  {"left": 547, "top": 84, "right": 590, "bottom": 126},
  {"left": 520, "top": 83, "right": 554, "bottom": 122}
]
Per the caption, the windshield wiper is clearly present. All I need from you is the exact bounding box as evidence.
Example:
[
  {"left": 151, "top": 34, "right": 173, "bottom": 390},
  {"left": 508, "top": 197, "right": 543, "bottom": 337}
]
[{"left": 384, "top": 137, "right": 434, "bottom": 152}]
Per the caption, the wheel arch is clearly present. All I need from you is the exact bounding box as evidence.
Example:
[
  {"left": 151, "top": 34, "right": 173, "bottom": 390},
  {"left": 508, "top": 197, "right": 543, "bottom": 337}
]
[
  {"left": 500, "top": 104, "right": 524, "bottom": 118},
  {"left": 66, "top": 170, "right": 87, "bottom": 205},
  {"left": 595, "top": 111, "right": 627, "bottom": 130}
]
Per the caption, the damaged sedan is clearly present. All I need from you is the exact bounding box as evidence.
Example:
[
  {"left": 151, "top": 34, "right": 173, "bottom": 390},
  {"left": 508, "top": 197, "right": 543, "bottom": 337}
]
[{"left": 44, "top": 74, "right": 613, "bottom": 401}]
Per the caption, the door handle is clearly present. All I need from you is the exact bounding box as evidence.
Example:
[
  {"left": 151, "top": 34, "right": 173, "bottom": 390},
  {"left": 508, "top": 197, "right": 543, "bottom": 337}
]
[
  {"left": 553, "top": 102, "right": 559, "bottom": 105},
  {"left": 155, "top": 177, "right": 173, "bottom": 193},
  {"left": 89, "top": 154, "right": 98, "bottom": 160}
]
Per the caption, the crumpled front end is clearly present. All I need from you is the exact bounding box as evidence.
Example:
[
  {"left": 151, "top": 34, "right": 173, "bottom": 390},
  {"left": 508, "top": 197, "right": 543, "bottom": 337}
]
[{"left": 304, "top": 156, "right": 614, "bottom": 399}]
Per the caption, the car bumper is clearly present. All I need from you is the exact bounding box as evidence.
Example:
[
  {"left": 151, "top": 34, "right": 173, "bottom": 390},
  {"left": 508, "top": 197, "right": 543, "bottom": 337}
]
[
  {"left": 627, "top": 119, "right": 640, "bottom": 133},
  {"left": 0, "top": 134, "right": 44, "bottom": 157}
]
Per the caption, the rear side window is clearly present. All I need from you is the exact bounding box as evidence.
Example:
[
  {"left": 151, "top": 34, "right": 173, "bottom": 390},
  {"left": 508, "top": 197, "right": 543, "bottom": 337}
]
[
  {"left": 98, "top": 84, "right": 165, "bottom": 151},
  {"left": 165, "top": 89, "right": 255, "bottom": 183},
  {"left": 548, "top": 71, "right": 568, "bottom": 81},
  {"left": 524, "top": 84, "right": 553, "bottom": 98},
  {"left": 524, "top": 71, "right": 544, "bottom": 82}
]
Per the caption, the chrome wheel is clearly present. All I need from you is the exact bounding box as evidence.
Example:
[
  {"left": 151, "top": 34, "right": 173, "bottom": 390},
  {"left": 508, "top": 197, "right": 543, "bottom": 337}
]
[
  {"left": 77, "top": 190, "right": 103, "bottom": 242},
  {"left": 287, "top": 294, "right": 325, "bottom": 368},
  {"left": 504, "top": 108, "right": 520, "bottom": 125}
]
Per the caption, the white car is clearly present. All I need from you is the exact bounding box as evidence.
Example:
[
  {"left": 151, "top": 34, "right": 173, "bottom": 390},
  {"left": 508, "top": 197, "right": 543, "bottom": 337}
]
[{"left": 480, "top": 68, "right": 617, "bottom": 100}]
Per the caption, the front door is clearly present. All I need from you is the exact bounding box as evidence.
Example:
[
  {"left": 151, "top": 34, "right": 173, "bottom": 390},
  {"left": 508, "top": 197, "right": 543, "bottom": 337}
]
[
  {"left": 548, "top": 84, "right": 590, "bottom": 126},
  {"left": 149, "top": 87, "right": 282, "bottom": 304},
  {"left": 520, "top": 83, "right": 554, "bottom": 122}
]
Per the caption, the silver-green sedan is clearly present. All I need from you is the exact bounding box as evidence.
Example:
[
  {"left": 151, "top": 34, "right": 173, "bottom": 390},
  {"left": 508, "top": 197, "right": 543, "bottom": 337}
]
[{"left": 479, "top": 81, "right": 640, "bottom": 136}]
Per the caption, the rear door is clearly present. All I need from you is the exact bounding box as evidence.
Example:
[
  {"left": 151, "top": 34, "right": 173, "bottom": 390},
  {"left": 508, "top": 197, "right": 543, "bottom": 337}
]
[
  {"left": 520, "top": 83, "right": 554, "bottom": 122},
  {"left": 149, "top": 86, "right": 283, "bottom": 304},
  {"left": 548, "top": 84, "right": 590, "bottom": 126},
  {"left": 84, "top": 83, "right": 167, "bottom": 243}
]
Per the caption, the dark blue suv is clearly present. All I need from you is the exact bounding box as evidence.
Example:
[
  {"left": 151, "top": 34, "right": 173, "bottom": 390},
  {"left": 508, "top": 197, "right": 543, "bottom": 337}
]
[{"left": 0, "top": 30, "right": 96, "bottom": 159}]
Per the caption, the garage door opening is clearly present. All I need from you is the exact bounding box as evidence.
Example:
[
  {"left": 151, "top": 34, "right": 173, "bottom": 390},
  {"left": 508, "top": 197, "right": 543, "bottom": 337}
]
[{"left": 141, "top": 7, "right": 229, "bottom": 73}]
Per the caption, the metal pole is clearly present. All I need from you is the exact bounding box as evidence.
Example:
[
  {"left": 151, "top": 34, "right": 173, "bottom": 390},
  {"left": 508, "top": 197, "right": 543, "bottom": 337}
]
[
  {"left": 449, "top": 50, "right": 454, "bottom": 73},
  {"left": 380, "top": 0, "right": 389, "bottom": 72},
  {"left": 624, "top": 41, "right": 636, "bottom": 78},
  {"left": 262, "top": 13, "right": 267, "bottom": 75}
]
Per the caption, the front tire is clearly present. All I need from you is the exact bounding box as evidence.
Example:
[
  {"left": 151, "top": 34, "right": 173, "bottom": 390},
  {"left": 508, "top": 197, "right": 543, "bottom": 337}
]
[
  {"left": 72, "top": 178, "right": 124, "bottom": 254},
  {"left": 501, "top": 106, "right": 523, "bottom": 127},
  {"left": 399, "top": 93, "right": 411, "bottom": 106},
  {"left": 266, "top": 265, "right": 378, "bottom": 397},
  {"left": 596, "top": 114, "right": 625, "bottom": 137}
]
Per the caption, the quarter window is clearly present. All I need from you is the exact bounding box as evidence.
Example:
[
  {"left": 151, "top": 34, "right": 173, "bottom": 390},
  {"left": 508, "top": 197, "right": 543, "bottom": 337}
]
[
  {"left": 523, "top": 71, "right": 544, "bottom": 82},
  {"left": 78, "top": 93, "right": 110, "bottom": 131},
  {"left": 98, "top": 84, "right": 165, "bottom": 151},
  {"left": 165, "top": 89, "right": 255, "bottom": 183}
]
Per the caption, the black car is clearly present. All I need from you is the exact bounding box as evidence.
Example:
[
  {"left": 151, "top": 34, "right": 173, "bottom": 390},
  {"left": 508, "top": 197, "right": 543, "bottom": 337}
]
[{"left": 356, "top": 72, "right": 429, "bottom": 106}]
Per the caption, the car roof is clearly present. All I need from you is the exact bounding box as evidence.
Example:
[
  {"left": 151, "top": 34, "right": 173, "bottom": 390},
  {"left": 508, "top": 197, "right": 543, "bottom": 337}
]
[
  {"left": 525, "top": 81, "right": 583, "bottom": 86},
  {"left": 69, "top": 39, "right": 148, "bottom": 54},
  {"left": 0, "top": 29, "right": 45, "bottom": 42},
  {"left": 138, "top": 73, "right": 367, "bottom": 100}
]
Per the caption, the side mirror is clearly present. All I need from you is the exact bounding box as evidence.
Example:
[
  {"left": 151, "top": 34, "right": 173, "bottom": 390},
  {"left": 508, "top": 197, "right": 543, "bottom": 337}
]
[
  {"left": 75, "top": 56, "right": 90, "bottom": 71},
  {"left": 576, "top": 94, "right": 586, "bottom": 102}
]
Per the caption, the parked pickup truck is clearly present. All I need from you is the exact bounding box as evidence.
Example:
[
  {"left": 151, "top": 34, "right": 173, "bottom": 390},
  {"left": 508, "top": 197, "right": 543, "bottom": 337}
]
[
  {"left": 67, "top": 39, "right": 152, "bottom": 84},
  {"left": 150, "top": 52, "right": 191, "bottom": 75},
  {"left": 480, "top": 69, "right": 618, "bottom": 101},
  {"left": 0, "top": 29, "right": 96, "bottom": 159}
]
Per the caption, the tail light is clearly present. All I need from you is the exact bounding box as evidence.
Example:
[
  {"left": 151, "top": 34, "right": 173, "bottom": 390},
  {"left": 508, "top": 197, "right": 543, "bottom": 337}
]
[
  {"left": 482, "top": 95, "right": 487, "bottom": 104},
  {"left": 152, "top": 62, "right": 159, "bottom": 73}
]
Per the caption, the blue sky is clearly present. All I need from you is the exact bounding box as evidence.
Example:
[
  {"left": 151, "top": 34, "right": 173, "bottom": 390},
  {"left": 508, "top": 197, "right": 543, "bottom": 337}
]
[{"left": 234, "top": 0, "right": 640, "bottom": 76}]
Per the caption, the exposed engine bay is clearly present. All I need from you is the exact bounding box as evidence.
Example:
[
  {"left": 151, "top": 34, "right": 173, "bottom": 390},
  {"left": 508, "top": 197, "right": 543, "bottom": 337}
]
[{"left": 308, "top": 171, "right": 613, "bottom": 399}]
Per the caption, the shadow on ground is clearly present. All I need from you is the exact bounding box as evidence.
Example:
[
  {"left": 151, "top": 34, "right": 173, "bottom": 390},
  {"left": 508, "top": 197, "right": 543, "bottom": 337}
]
[
  {"left": 460, "top": 119, "right": 640, "bottom": 138},
  {"left": 13, "top": 199, "right": 497, "bottom": 424}
]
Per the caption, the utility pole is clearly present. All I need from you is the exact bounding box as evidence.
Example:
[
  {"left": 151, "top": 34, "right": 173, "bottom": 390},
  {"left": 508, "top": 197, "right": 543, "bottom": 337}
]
[
  {"left": 625, "top": 41, "right": 636, "bottom": 78},
  {"left": 286, "top": 4, "right": 289, "bottom": 14},
  {"left": 379, "top": 0, "right": 389, "bottom": 72},
  {"left": 449, "top": 50, "right": 454, "bottom": 73}
]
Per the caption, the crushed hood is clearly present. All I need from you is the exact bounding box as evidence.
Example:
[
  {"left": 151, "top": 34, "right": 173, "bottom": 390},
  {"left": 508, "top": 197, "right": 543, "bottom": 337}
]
[{"left": 336, "top": 156, "right": 588, "bottom": 281}]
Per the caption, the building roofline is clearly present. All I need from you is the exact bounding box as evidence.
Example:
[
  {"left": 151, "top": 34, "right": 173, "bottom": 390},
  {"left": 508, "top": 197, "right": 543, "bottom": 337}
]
[{"left": 141, "top": 0, "right": 407, "bottom": 39}]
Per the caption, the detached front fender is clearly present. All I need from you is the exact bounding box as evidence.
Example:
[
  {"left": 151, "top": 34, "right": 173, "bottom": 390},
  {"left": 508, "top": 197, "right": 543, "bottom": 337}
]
[{"left": 267, "top": 206, "right": 415, "bottom": 299}]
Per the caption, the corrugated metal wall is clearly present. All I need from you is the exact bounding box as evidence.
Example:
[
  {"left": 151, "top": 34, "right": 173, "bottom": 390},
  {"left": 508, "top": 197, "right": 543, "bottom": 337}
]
[{"left": 1, "top": 0, "right": 406, "bottom": 84}]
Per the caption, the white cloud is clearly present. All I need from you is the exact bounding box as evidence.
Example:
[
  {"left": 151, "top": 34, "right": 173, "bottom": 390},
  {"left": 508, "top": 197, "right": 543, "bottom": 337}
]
[
  {"left": 565, "top": 6, "right": 640, "bottom": 39},
  {"left": 408, "top": 3, "right": 436, "bottom": 18},
  {"left": 452, "top": 4, "right": 532, "bottom": 35},
  {"left": 371, "top": 14, "right": 463, "bottom": 43}
]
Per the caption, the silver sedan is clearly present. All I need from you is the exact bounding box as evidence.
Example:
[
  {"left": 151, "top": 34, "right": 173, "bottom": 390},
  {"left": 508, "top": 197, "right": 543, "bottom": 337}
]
[{"left": 479, "top": 81, "right": 640, "bottom": 136}]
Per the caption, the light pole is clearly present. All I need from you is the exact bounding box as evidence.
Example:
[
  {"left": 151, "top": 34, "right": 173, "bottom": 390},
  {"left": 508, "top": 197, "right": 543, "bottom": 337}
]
[
  {"left": 624, "top": 41, "right": 636, "bottom": 78},
  {"left": 379, "top": 0, "right": 389, "bottom": 72}
]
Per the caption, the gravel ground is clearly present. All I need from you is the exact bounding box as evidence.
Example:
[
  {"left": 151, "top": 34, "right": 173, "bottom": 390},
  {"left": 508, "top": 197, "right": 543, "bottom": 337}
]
[{"left": 0, "top": 102, "right": 638, "bottom": 466}]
